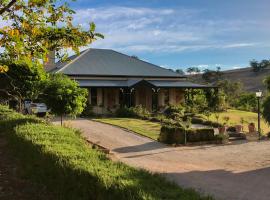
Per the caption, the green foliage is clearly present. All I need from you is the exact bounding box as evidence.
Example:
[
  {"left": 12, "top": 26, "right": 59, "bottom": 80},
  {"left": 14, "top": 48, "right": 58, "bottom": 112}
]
[
  {"left": 159, "top": 125, "right": 186, "bottom": 144},
  {"left": 186, "top": 67, "right": 200, "bottom": 74},
  {"left": 0, "top": 106, "right": 211, "bottom": 200},
  {"left": 43, "top": 74, "right": 87, "bottom": 117},
  {"left": 115, "top": 105, "right": 151, "bottom": 119},
  {"left": 164, "top": 104, "right": 185, "bottom": 119},
  {"left": 202, "top": 67, "right": 223, "bottom": 83},
  {"left": 80, "top": 101, "right": 95, "bottom": 117},
  {"left": 0, "top": 60, "right": 47, "bottom": 101},
  {"left": 233, "top": 92, "right": 257, "bottom": 112},
  {"left": 159, "top": 124, "right": 220, "bottom": 144},
  {"left": 222, "top": 116, "right": 230, "bottom": 125},
  {"left": 175, "top": 69, "right": 185, "bottom": 75},
  {"left": 262, "top": 95, "right": 270, "bottom": 125},
  {"left": 250, "top": 59, "right": 270, "bottom": 72},
  {"left": 204, "top": 88, "right": 226, "bottom": 111},
  {"left": 0, "top": 0, "right": 103, "bottom": 68}
]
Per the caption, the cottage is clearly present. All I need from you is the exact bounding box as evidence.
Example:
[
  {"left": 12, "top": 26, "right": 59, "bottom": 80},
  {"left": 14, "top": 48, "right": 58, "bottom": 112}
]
[{"left": 47, "top": 48, "right": 212, "bottom": 114}]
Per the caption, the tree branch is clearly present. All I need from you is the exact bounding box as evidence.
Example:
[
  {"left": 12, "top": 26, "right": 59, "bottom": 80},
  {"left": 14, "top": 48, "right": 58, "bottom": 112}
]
[{"left": 0, "top": 0, "right": 17, "bottom": 15}]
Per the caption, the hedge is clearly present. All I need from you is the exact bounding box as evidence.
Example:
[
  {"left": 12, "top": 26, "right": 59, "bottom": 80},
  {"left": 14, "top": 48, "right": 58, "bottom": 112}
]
[
  {"left": 159, "top": 125, "right": 222, "bottom": 144},
  {"left": 0, "top": 105, "right": 212, "bottom": 200}
]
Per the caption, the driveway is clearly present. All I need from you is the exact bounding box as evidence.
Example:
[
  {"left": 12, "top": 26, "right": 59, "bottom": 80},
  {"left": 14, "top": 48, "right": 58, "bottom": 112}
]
[{"left": 67, "top": 118, "right": 270, "bottom": 200}]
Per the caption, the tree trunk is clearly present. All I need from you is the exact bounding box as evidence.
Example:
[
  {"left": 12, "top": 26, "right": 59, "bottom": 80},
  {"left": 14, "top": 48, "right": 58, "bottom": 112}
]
[{"left": 61, "top": 115, "right": 63, "bottom": 126}]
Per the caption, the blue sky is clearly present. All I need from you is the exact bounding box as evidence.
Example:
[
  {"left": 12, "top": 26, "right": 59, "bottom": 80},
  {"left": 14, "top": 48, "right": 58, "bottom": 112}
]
[{"left": 59, "top": 0, "right": 270, "bottom": 70}]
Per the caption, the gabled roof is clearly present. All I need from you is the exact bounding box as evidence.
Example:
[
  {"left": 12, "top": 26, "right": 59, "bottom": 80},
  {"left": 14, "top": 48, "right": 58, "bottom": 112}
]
[{"left": 52, "top": 48, "right": 184, "bottom": 78}]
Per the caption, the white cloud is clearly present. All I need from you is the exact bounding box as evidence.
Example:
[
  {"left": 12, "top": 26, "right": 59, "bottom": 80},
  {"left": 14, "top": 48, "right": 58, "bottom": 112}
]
[{"left": 71, "top": 6, "right": 267, "bottom": 53}]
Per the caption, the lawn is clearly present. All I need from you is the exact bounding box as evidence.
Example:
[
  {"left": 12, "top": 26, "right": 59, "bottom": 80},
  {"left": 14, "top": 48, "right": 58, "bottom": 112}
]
[
  {"left": 0, "top": 106, "right": 212, "bottom": 200},
  {"left": 94, "top": 118, "right": 161, "bottom": 140},
  {"left": 202, "top": 109, "right": 270, "bottom": 134}
]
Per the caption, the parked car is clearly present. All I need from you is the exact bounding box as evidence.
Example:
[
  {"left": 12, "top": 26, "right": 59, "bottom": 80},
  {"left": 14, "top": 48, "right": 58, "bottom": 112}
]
[{"left": 24, "top": 100, "right": 49, "bottom": 117}]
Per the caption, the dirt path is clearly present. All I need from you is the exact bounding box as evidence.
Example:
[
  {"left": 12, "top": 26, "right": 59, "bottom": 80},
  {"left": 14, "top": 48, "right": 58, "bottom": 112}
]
[
  {"left": 67, "top": 118, "right": 270, "bottom": 200},
  {"left": 0, "top": 136, "right": 53, "bottom": 200}
]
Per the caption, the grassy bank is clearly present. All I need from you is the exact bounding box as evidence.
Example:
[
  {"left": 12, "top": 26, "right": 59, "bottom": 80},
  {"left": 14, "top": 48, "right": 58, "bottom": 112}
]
[
  {"left": 94, "top": 118, "right": 161, "bottom": 140},
  {"left": 0, "top": 106, "right": 212, "bottom": 200}
]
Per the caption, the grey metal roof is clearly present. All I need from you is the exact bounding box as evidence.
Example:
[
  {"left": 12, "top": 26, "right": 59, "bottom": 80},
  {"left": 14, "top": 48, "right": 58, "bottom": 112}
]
[
  {"left": 148, "top": 80, "right": 214, "bottom": 88},
  {"left": 76, "top": 79, "right": 214, "bottom": 88},
  {"left": 54, "top": 48, "right": 184, "bottom": 78}
]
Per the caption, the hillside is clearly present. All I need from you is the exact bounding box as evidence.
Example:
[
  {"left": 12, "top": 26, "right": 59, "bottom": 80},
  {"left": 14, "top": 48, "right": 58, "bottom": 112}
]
[{"left": 189, "top": 67, "right": 270, "bottom": 92}]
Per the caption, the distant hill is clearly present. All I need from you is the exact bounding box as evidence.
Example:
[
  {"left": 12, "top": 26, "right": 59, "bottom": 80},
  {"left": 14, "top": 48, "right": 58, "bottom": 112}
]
[{"left": 189, "top": 67, "right": 270, "bottom": 92}]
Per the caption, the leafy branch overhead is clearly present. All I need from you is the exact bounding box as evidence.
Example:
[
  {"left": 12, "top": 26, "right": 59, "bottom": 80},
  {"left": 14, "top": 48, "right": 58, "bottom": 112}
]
[{"left": 0, "top": 0, "right": 104, "bottom": 67}]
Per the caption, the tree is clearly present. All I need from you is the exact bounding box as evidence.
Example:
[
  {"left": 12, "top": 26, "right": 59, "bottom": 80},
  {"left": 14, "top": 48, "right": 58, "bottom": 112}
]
[
  {"left": 250, "top": 59, "right": 270, "bottom": 73},
  {"left": 0, "top": 60, "right": 47, "bottom": 111},
  {"left": 43, "top": 74, "right": 88, "bottom": 125},
  {"left": 186, "top": 67, "right": 200, "bottom": 75},
  {"left": 175, "top": 69, "right": 185, "bottom": 75},
  {"left": 202, "top": 67, "right": 223, "bottom": 83},
  {"left": 0, "top": 0, "right": 103, "bottom": 72},
  {"left": 263, "top": 96, "right": 270, "bottom": 125},
  {"left": 263, "top": 75, "right": 270, "bottom": 125}
]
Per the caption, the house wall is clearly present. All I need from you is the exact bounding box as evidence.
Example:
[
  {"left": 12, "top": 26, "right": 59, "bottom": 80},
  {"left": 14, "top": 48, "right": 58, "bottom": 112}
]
[
  {"left": 88, "top": 87, "right": 185, "bottom": 114},
  {"left": 134, "top": 86, "right": 152, "bottom": 111},
  {"left": 89, "top": 88, "right": 120, "bottom": 114}
]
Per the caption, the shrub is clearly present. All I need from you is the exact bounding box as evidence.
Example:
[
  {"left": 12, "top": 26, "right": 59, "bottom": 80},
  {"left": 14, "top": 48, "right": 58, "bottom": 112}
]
[
  {"left": 187, "top": 129, "right": 215, "bottom": 142},
  {"left": 159, "top": 124, "right": 217, "bottom": 144},
  {"left": 159, "top": 125, "right": 185, "bottom": 144},
  {"left": 227, "top": 126, "right": 236, "bottom": 132},
  {"left": 115, "top": 105, "right": 151, "bottom": 119},
  {"left": 202, "top": 120, "right": 213, "bottom": 126},
  {"left": 163, "top": 105, "right": 185, "bottom": 119},
  {"left": 211, "top": 122, "right": 221, "bottom": 128},
  {"left": 191, "top": 117, "right": 204, "bottom": 124},
  {"left": 80, "top": 102, "right": 95, "bottom": 117}
]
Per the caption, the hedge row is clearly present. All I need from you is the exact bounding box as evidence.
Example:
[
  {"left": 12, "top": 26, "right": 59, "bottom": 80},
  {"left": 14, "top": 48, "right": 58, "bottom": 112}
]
[{"left": 159, "top": 125, "right": 226, "bottom": 144}]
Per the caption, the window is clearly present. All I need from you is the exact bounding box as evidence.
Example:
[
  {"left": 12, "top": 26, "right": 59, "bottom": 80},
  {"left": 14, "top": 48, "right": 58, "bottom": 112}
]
[{"left": 90, "top": 88, "right": 97, "bottom": 106}]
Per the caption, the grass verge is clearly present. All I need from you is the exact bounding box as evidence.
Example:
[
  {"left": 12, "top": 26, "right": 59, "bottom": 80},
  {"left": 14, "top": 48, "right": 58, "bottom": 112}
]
[
  {"left": 0, "top": 105, "right": 212, "bottom": 200},
  {"left": 94, "top": 118, "right": 161, "bottom": 140}
]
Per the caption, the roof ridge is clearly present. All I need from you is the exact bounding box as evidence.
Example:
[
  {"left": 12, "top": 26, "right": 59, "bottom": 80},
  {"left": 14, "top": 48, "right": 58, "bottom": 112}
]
[
  {"left": 110, "top": 49, "right": 185, "bottom": 78},
  {"left": 56, "top": 49, "right": 91, "bottom": 73}
]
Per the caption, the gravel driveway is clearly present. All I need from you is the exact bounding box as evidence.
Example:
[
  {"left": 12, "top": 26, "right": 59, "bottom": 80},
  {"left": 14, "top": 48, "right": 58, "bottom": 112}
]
[{"left": 68, "top": 118, "right": 270, "bottom": 200}]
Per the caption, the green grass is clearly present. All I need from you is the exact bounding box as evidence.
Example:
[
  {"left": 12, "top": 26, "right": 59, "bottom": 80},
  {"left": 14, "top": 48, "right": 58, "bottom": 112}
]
[
  {"left": 94, "top": 118, "right": 161, "bottom": 140},
  {"left": 0, "top": 105, "right": 212, "bottom": 200},
  {"left": 202, "top": 109, "right": 270, "bottom": 134}
]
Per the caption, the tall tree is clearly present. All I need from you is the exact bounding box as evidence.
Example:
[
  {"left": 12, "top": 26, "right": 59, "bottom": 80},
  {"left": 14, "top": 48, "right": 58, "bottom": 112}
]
[{"left": 0, "top": 0, "right": 103, "bottom": 71}]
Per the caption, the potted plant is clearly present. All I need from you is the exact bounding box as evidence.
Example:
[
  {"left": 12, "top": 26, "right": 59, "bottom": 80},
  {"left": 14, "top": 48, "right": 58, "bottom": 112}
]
[
  {"left": 246, "top": 122, "right": 259, "bottom": 141},
  {"left": 218, "top": 123, "right": 227, "bottom": 134},
  {"left": 218, "top": 116, "right": 230, "bottom": 134},
  {"left": 248, "top": 122, "right": 256, "bottom": 133},
  {"left": 235, "top": 124, "right": 243, "bottom": 133}
]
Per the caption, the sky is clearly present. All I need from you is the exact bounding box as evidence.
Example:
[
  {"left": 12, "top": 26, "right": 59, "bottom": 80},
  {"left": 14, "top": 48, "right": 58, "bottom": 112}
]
[{"left": 4, "top": 0, "right": 270, "bottom": 71}]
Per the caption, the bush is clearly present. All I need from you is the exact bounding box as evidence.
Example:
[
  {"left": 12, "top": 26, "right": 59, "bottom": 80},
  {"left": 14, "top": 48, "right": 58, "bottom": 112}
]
[
  {"left": 202, "top": 120, "right": 213, "bottom": 126},
  {"left": 187, "top": 129, "right": 215, "bottom": 142},
  {"left": 0, "top": 105, "right": 211, "bottom": 200},
  {"left": 191, "top": 117, "right": 204, "bottom": 124},
  {"left": 159, "top": 125, "right": 185, "bottom": 144},
  {"left": 159, "top": 123, "right": 217, "bottom": 144},
  {"left": 115, "top": 105, "right": 151, "bottom": 119},
  {"left": 163, "top": 105, "right": 185, "bottom": 119},
  {"left": 227, "top": 126, "right": 236, "bottom": 132},
  {"left": 80, "top": 102, "right": 95, "bottom": 117}
]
